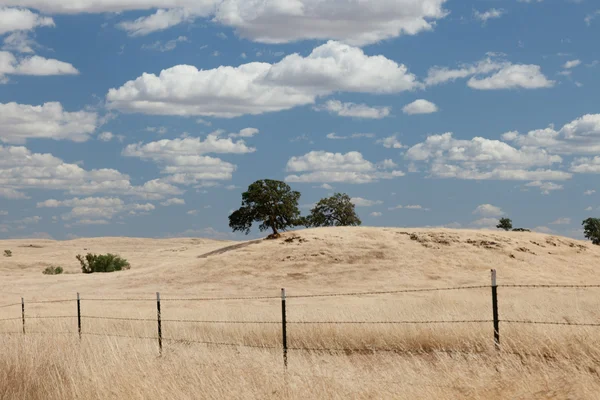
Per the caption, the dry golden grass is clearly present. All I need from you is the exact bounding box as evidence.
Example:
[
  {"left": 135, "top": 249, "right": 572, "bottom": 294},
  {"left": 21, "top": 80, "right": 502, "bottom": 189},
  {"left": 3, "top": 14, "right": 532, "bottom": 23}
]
[{"left": 1, "top": 227, "right": 600, "bottom": 399}]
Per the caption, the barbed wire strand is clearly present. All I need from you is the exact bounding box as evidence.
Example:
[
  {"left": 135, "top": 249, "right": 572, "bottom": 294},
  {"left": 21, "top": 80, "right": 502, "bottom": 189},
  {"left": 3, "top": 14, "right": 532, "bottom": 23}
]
[
  {"left": 288, "top": 320, "right": 492, "bottom": 325},
  {"left": 0, "top": 303, "right": 20, "bottom": 309},
  {"left": 287, "top": 285, "right": 490, "bottom": 299},
  {"left": 500, "top": 284, "right": 600, "bottom": 289},
  {"left": 502, "top": 320, "right": 600, "bottom": 327},
  {"left": 163, "top": 338, "right": 279, "bottom": 349},
  {"left": 26, "top": 299, "right": 75, "bottom": 304},
  {"left": 0, "top": 317, "right": 22, "bottom": 322}
]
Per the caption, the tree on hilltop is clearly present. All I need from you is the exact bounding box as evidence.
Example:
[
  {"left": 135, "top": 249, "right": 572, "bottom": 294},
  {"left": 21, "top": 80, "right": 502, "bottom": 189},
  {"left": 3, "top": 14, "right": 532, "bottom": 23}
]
[
  {"left": 228, "top": 179, "right": 302, "bottom": 237},
  {"left": 306, "top": 193, "right": 362, "bottom": 227},
  {"left": 497, "top": 218, "right": 513, "bottom": 231},
  {"left": 583, "top": 218, "right": 600, "bottom": 245}
]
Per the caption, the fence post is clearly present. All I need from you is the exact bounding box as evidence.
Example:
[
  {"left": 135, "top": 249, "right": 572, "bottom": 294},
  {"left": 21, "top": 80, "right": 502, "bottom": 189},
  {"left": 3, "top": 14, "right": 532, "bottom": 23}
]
[
  {"left": 281, "top": 288, "right": 288, "bottom": 369},
  {"left": 491, "top": 269, "right": 500, "bottom": 349},
  {"left": 21, "top": 297, "right": 25, "bottom": 334},
  {"left": 77, "top": 293, "right": 82, "bottom": 340},
  {"left": 156, "top": 292, "right": 162, "bottom": 355}
]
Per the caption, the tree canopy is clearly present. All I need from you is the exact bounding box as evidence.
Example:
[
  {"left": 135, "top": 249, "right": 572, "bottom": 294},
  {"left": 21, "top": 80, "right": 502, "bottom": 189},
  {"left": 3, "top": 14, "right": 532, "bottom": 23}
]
[
  {"left": 228, "top": 179, "right": 302, "bottom": 236},
  {"left": 496, "top": 218, "right": 513, "bottom": 231},
  {"left": 306, "top": 193, "right": 362, "bottom": 227},
  {"left": 583, "top": 218, "right": 600, "bottom": 245}
]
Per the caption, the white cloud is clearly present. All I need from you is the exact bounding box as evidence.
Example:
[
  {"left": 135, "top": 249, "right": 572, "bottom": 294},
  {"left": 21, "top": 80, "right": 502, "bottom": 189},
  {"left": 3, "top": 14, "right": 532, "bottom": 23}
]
[
  {"left": 473, "top": 204, "right": 504, "bottom": 217},
  {"left": 213, "top": 0, "right": 448, "bottom": 46},
  {"left": 4, "top": 1, "right": 447, "bottom": 46},
  {"left": 98, "top": 132, "right": 114, "bottom": 142},
  {"left": 0, "top": 187, "right": 29, "bottom": 199},
  {"left": 2, "top": 32, "right": 38, "bottom": 53},
  {"left": 525, "top": 181, "right": 564, "bottom": 195},
  {"left": 402, "top": 99, "right": 438, "bottom": 115},
  {"left": 426, "top": 56, "right": 554, "bottom": 90},
  {"left": 0, "top": 7, "right": 54, "bottom": 35},
  {"left": 107, "top": 41, "right": 419, "bottom": 118},
  {"left": 37, "top": 197, "right": 156, "bottom": 222},
  {"left": 316, "top": 100, "right": 391, "bottom": 119},
  {"left": 0, "top": 145, "right": 179, "bottom": 200},
  {"left": 123, "top": 132, "right": 253, "bottom": 186},
  {"left": 370, "top": 212, "right": 382, "bottom": 217},
  {"left": 533, "top": 226, "right": 554, "bottom": 234},
  {"left": 584, "top": 190, "right": 596, "bottom": 196},
  {"left": 187, "top": 210, "right": 199, "bottom": 215},
  {"left": 504, "top": 114, "right": 600, "bottom": 155},
  {"left": 406, "top": 132, "right": 568, "bottom": 182},
  {"left": 377, "top": 135, "right": 404, "bottom": 149},
  {"left": 142, "top": 36, "right": 188, "bottom": 52},
  {"left": 0, "top": 52, "right": 79, "bottom": 82},
  {"left": 317, "top": 183, "right": 333, "bottom": 190},
  {"left": 474, "top": 8, "right": 505, "bottom": 23},
  {"left": 0, "top": 210, "right": 6, "bottom": 216},
  {"left": 228, "top": 128, "right": 259, "bottom": 138},
  {"left": 550, "top": 217, "right": 571, "bottom": 225},
  {"left": 146, "top": 126, "right": 168, "bottom": 134},
  {"left": 351, "top": 197, "right": 383, "bottom": 207},
  {"left": 467, "top": 64, "right": 554, "bottom": 90},
  {"left": 563, "top": 59, "right": 581, "bottom": 69},
  {"left": 73, "top": 219, "right": 110, "bottom": 225},
  {"left": 118, "top": 8, "right": 197, "bottom": 36},
  {"left": 160, "top": 198, "right": 185, "bottom": 206},
  {"left": 585, "top": 207, "right": 593, "bottom": 212},
  {"left": 0, "top": 102, "right": 96, "bottom": 144},
  {"left": 285, "top": 151, "right": 404, "bottom": 184}
]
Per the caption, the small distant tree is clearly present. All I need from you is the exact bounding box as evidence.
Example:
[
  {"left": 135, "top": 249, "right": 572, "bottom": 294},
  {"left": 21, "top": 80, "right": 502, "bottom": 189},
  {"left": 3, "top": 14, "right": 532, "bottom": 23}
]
[
  {"left": 306, "top": 193, "right": 362, "bottom": 227},
  {"left": 497, "top": 218, "right": 513, "bottom": 231},
  {"left": 43, "top": 266, "right": 64, "bottom": 275},
  {"left": 582, "top": 218, "right": 600, "bottom": 245},
  {"left": 228, "top": 179, "right": 302, "bottom": 237},
  {"left": 3, "top": 250, "right": 12, "bottom": 257}
]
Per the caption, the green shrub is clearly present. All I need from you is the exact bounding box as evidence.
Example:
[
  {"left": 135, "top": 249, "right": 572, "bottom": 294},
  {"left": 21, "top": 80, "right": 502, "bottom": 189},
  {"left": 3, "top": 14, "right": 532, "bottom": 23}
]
[
  {"left": 43, "top": 266, "right": 64, "bottom": 275},
  {"left": 3, "top": 250, "right": 12, "bottom": 257},
  {"left": 512, "top": 228, "right": 531, "bottom": 232},
  {"left": 76, "top": 253, "right": 131, "bottom": 274}
]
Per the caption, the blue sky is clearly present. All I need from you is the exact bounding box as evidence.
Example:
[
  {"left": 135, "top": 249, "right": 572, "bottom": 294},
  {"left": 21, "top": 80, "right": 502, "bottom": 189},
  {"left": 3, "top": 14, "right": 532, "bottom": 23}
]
[{"left": 0, "top": 0, "right": 599, "bottom": 241}]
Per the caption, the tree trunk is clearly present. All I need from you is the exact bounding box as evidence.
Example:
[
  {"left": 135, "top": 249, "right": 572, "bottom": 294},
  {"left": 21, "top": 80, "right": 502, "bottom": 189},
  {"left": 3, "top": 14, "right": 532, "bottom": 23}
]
[{"left": 270, "top": 215, "right": 278, "bottom": 235}]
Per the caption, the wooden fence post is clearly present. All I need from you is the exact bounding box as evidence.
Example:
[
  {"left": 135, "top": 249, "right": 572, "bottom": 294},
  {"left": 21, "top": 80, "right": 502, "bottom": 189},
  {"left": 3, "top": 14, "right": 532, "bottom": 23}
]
[
  {"left": 77, "top": 293, "right": 82, "bottom": 340},
  {"left": 281, "top": 288, "right": 288, "bottom": 369},
  {"left": 491, "top": 269, "right": 500, "bottom": 349},
  {"left": 21, "top": 297, "right": 25, "bottom": 334},
  {"left": 156, "top": 292, "right": 162, "bottom": 355}
]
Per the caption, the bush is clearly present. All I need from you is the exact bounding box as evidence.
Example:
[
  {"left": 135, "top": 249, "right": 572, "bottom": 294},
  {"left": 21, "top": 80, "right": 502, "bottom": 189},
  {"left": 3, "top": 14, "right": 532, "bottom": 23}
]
[
  {"left": 43, "top": 266, "right": 64, "bottom": 275},
  {"left": 76, "top": 253, "right": 131, "bottom": 274},
  {"left": 512, "top": 228, "right": 531, "bottom": 232},
  {"left": 3, "top": 250, "right": 12, "bottom": 257}
]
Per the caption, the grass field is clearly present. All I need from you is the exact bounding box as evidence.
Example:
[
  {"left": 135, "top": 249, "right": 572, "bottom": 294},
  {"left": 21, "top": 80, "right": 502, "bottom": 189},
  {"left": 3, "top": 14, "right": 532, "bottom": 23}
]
[{"left": 1, "top": 227, "right": 600, "bottom": 399}]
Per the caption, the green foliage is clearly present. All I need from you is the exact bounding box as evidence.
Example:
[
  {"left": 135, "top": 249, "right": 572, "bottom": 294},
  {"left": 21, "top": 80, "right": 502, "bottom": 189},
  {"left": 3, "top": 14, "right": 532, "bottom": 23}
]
[
  {"left": 582, "top": 218, "right": 600, "bottom": 245},
  {"left": 229, "top": 179, "right": 302, "bottom": 236},
  {"left": 76, "top": 253, "right": 131, "bottom": 274},
  {"left": 512, "top": 228, "right": 531, "bottom": 232},
  {"left": 43, "top": 266, "right": 64, "bottom": 275},
  {"left": 496, "top": 218, "right": 513, "bottom": 231},
  {"left": 306, "top": 193, "right": 362, "bottom": 227},
  {"left": 3, "top": 250, "right": 11, "bottom": 257}
]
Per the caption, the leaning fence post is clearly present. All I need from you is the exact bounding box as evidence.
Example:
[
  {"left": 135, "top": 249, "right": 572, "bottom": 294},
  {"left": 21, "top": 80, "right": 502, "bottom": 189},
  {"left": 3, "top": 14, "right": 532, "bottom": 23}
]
[
  {"left": 77, "top": 293, "right": 82, "bottom": 340},
  {"left": 156, "top": 292, "right": 162, "bottom": 355},
  {"left": 21, "top": 297, "right": 25, "bottom": 334},
  {"left": 281, "top": 288, "right": 288, "bottom": 369},
  {"left": 491, "top": 269, "right": 500, "bottom": 349}
]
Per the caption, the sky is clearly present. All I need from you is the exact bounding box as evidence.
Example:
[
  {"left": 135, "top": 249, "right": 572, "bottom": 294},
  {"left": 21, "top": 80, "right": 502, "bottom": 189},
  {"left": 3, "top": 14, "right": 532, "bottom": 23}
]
[{"left": 0, "top": 0, "right": 599, "bottom": 241}]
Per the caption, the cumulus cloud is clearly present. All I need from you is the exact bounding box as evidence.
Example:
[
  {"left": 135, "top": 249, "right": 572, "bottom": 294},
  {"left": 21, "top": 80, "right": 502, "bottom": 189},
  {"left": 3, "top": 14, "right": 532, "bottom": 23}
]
[
  {"left": 388, "top": 204, "right": 429, "bottom": 211},
  {"left": 142, "top": 36, "right": 189, "bottom": 52},
  {"left": 123, "top": 132, "right": 254, "bottom": 186},
  {"left": 107, "top": 41, "right": 419, "bottom": 118},
  {"left": 563, "top": 59, "right": 581, "bottom": 69},
  {"left": 316, "top": 100, "right": 391, "bottom": 119},
  {"left": 37, "top": 196, "right": 156, "bottom": 223},
  {"left": 228, "top": 128, "right": 259, "bottom": 138},
  {"left": 0, "top": 102, "right": 96, "bottom": 144},
  {"left": 119, "top": 9, "right": 196, "bottom": 36},
  {"left": 370, "top": 212, "right": 382, "bottom": 217},
  {"left": 377, "top": 135, "right": 404, "bottom": 149},
  {"left": 550, "top": 217, "right": 571, "bottom": 225},
  {"left": 0, "top": 52, "right": 79, "bottom": 82},
  {"left": 285, "top": 151, "right": 404, "bottom": 184},
  {"left": 0, "top": 145, "right": 180, "bottom": 201},
  {"left": 0, "top": 7, "right": 54, "bottom": 35},
  {"left": 402, "top": 99, "right": 438, "bottom": 115},
  {"left": 426, "top": 55, "right": 554, "bottom": 90},
  {"left": 525, "top": 181, "right": 564, "bottom": 195},
  {"left": 473, "top": 204, "right": 504, "bottom": 217},
  {"left": 503, "top": 114, "right": 600, "bottom": 155},
  {"left": 406, "top": 132, "right": 571, "bottom": 182}
]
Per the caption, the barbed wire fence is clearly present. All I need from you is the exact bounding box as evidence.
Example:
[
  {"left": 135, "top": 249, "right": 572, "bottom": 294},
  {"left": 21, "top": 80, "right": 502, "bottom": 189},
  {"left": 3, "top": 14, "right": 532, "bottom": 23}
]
[{"left": 2, "top": 269, "right": 600, "bottom": 369}]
